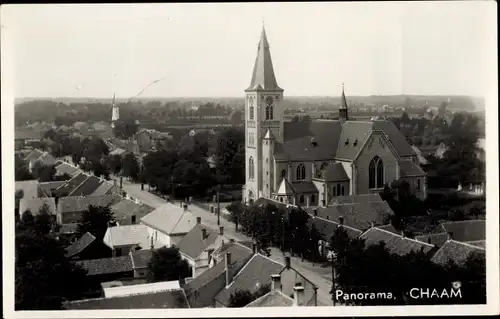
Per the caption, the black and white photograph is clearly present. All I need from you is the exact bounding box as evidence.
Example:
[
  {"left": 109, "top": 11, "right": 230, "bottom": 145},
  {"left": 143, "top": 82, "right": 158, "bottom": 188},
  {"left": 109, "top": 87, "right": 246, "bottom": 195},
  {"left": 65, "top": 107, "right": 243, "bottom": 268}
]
[{"left": 1, "top": 1, "right": 498, "bottom": 317}]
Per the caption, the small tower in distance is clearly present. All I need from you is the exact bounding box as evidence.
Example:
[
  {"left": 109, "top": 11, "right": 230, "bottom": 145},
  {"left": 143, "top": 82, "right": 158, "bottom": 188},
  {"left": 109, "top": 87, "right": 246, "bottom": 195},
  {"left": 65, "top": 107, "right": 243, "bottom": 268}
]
[
  {"left": 339, "top": 83, "right": 349, "bottom": 122},
  {"left": 111, "top": 93, "right": 119, "bottom": 129}
]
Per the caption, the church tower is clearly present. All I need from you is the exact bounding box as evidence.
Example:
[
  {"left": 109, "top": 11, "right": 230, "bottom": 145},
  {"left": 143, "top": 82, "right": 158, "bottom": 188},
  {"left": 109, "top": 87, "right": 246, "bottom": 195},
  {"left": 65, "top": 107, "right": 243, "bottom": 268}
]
[
  {"left": 244, "top": 26, "right": 284, "bottom": 203},
  {"left": 111, "top": 93, "right": 120, "bottom": 129},
  {"left": 339, "top": 83, "right": 349, "bottom": 122}
]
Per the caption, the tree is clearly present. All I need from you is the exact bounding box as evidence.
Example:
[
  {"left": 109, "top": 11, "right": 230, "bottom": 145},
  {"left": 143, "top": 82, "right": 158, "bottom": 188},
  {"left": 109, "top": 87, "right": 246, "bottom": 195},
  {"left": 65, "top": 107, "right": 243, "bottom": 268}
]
[
  {"left": 122, "top": 153, "right": 140, "bottom": 181},
  {"left": 32, "top": 163, "right": 57, "bottom": 182},
  {"left": 82, "top": 136, "right": 109, "bottom": 164},
  {"left": 228, "top": 284, "right": 271, "bottom": 307},
  {"left": 15, "top": 155, "right": 33, "bottom": 181},
  {"left": 113, "top": 119, "right": 139, "bottom": 139},
  {"left": 107, "top": 154, "right": 123, "bottom": 176},
  {"left": 76, "top": 205, "right": 115, "bottom": 240},
  {"left": 147, "top": 247, "right": 192, "bottom": 283},
  {"left": 214, "top": 127, "right": 245, "bottom": 185},
  {"left": 15, "top": 217, "right": 89, "bottom": 310}
]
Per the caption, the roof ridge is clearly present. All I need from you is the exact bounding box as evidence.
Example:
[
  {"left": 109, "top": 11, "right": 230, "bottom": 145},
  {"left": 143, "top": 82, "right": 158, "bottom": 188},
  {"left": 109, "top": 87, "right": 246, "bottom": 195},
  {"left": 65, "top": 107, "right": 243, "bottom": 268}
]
[
  {"left": 309, "top": 214, "right": 362, "bottom": 233},
  {"left": 449, "top": 239, "right": 486, "bottom": 250},
  {"left": 372, "top": 227, "right": 435, "bottom": 248},
  {"left": 226, "top": 253, "right": 258, "bottom": 289},
  {"left": 442, "top": 219, "right": 486, "bottom": 226}
]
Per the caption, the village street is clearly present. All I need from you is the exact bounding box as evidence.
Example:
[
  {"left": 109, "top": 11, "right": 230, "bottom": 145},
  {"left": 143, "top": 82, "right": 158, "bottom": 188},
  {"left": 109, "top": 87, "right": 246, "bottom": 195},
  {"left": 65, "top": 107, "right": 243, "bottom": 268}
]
[{"left": 121, "top": 179, "right": 334, "bottom": 306}]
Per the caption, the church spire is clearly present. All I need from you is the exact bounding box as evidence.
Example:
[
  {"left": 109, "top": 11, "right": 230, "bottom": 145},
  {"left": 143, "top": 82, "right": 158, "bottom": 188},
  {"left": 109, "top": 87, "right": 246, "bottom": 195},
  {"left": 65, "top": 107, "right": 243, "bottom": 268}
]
[
  {"left": 246, "top": 26, "right": 283, "bottom": 92},
  {"left": 339, "top": 83, "right": 349, "bottom": 122}
]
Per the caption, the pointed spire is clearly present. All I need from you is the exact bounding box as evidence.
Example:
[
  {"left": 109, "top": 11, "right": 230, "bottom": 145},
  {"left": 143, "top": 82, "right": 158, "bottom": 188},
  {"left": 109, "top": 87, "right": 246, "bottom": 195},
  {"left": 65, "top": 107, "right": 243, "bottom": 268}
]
[
  {"left": 263, "top": 129, "right": 275, "bottom": 140},
  {"left": 340, "top": 83, "right": 348, "bottom": 109},
  {"left": 246, "top": 26, "right": 282, "bottom": 92}
]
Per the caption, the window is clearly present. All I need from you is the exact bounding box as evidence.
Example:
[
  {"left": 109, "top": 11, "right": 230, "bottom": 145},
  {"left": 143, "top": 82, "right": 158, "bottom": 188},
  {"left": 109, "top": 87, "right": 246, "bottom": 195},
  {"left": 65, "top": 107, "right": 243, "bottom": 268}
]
[
  {"left": 341, "top": 185, "right": 345, "bottom": 196},
  {"left": 369, "top": 156, "right": 384, "bottom": 189},
  {"left": 266, "top": 183, "right": 269, "bottom": 189},
  {"left": 311, "top": 194, "right": 316, "bottom": 204},
  {"left": 299, "top": 195, "right": 305, "bottom": 204},
  {"left": 280, "top": 197, "right": 283, "bottom": 202},
  {"left": 265, "top": 104, "right": 274, "bottom": 120},
  {"left": 249, "top": 157, "right": 255, "bottom": 180},
  {"left": 281, "top": 169, "right": 287, "bottom": 179},
  {"left": 131, "top": 215, "right": 136, "bottom": 224},
  {"left": 337, "top": 183, "right": 341, "bottom": 196},
  {"left": 249, "top": 106, "right": 254, "bottom": 120},
  {"left": 248, "top": 133, "right": 255, "bottom": 147},
  {"left": 333, "top": 186, "right": 336, "bottom": 197},
  {"left": 296, "top": 164, "right": 306, "bottom": 180},
  {"left": 417, "top": 179, "right": 421, "bottom": 190}
]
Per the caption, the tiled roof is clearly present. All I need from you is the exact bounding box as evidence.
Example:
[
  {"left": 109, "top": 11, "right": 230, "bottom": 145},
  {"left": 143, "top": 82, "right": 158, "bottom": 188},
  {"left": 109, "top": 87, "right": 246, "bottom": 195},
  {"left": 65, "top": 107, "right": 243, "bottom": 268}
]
[
  {"left": 415, "top": 232, "right": 449, "bottom": 247},
  {"left": 399, "top": 161, "right": 426, "bottom": 177},
  {"left": 439, "top": 220, "right": 486, "bottom": 243},
  {"left": 91, "top": 181, "right": 115, "bottom": 196},
  {"left": 53, "top": 173, "right": 89, "bottom": 197},
  {"left": 211, "top": 241, "right": 255, "bottom": 265},
  {"left": 319, "top": 163, "right": 349, "bottom": 181},
  {"left": 103, "top": 224, "right": 151, "bottom": 249},
  {"left": 360, "top": 227, "right": 435, "bottom": 256},
  {"left": 15, "top": 180, "right": 40, "bottom": 200},
  {"left": 468, "top": 240, "right": 485, "bottom": 249},
  {"left": 329, "top": 193, "right": 383, "bottom": 205},
  {"left": 305, "top": 201, "right": 394, "bottom": 231},
  {"left": 141, "top": 203, "right": 197, "bottom": 235},
  {"left": 64, "top": 289, "right": 189, "bottom": 309},
  {"left": 245, "top": 290, "right": 294, "bottom": 307},
  {"left": 374, "top": 224, "right": 399, "bottom": 235},
  {"left": 177, "top": 224, "right": 227, "bottom": 260},
  {"left": 183, "top": 243, "right": 254, "bottom": 297},
  {"left": 431, "top": 240, "right": 485, "bottom": 265},
  {"left": 24, "top": 149, "right": 44, "bottom": 162},
  {"left": 19, "top": 197, "right": 56, "bottom": 216},
  {"left": 276, "top": 178, "right": 295, "bottom": 195},
  {"left": 76, "top": 255, "right": 133, "bottom": 276},
  {"left": 109, "top": 148, "right": 128, "bottom": 156},
  {"left": 246, "top": 27, "right": 283, "bottom": 92},
  {"left": 275, "top": 121, "right": 342, "bottom": 162},
  {"left": 39, "top": 181, "right": 66, "bottom": 197},
  {"left": 15, "top": 130, "right": 43, "bottom": 141},
  {"left": 65, "top": 232, "right": 97, "bottom": 258},
  {"left": 58, "top": 194, "right": 122, "bottom": 213},
  {"left": 111, "top": 199, "right": 142, "bottom": 222},
  {"left": 54, "top": 162, "right": 82, "bottom": 177},
  {"left": 291, "top": 181, "right": 319, "bottom": 194},
  {"left": 308, "top": 216, "right": 363, "bottom": 240},
  {"left": 214, "top": 254, "right": 284, "bottom": 306},
  {"left": 69, "top": 175, "right": 104, "bottom": 196},
  {"left": 335, "top": 120, "right": 415, "bottom": 161},
  {"left": 130, "top": 249, "right": 153, "bottom": 269}
]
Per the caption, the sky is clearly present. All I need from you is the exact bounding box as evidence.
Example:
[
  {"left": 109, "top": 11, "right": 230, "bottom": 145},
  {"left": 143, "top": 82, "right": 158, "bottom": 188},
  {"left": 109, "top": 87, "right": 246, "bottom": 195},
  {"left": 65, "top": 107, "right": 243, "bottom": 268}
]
[{"left": 3, "top": 2, "right": 496, "bottom": 98}]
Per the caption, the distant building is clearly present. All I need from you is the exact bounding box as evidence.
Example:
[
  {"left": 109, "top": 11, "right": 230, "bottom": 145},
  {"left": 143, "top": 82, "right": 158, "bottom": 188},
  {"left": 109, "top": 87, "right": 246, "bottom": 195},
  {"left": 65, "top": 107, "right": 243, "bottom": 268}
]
[{"left": 135, "top": 129, "right": 173, "bottom": 152}]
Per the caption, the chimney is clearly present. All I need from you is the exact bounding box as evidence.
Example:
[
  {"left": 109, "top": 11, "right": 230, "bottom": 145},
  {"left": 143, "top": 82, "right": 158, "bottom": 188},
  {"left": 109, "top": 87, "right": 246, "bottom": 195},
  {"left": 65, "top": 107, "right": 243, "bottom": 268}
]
[
  {"left": 219, "top": 226, "right": 224, "bottom": 236},
  {"left": 201, "top": 228, "right": 207, "bottom": 241},
  {"left": 338, "top": 216, "right": 344, "bottom": 225},
  {"left": 401, "top": 231, "right": 405, "bottom": 238},
  {"left": 225, "top": 252, "right": 232, "bottom": 286},
  {"left": 271, "top": 274, "right": 282, "bottom": 291},
  {"left": 447, "top": 231, "right": 453, "bottom": 241},
  {"left": 293, "top": 285, "right": 305, "bottom": 306},
  {"left": 285, "top": 254, "right": 291, "bottom": 269},
  {"left": 196, "top": 217, "right": 201, "bottom": 225},
  {"left": 252, "top": 242, "right": 257, "bottom": 254}
]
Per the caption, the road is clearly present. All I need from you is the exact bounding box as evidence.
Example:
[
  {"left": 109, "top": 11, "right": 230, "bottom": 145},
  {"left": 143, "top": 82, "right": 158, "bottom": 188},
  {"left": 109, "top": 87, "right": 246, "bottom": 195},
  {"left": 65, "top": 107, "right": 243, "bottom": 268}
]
[{"left": 120, "top": 179, "right": 334, "bottom": 306}]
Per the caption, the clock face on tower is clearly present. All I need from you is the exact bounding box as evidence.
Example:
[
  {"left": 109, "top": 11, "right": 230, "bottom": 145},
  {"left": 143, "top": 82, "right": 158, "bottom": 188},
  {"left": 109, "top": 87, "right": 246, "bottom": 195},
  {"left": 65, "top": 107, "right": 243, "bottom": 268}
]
[{"left": 265, "top": 96, "right": 274, "bottom": 106}]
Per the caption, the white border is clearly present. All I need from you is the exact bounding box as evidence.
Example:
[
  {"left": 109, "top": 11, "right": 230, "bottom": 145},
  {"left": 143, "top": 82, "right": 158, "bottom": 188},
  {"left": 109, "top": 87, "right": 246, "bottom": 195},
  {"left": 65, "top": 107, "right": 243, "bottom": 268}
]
[{"left": 2, "top": 2, "right": 499, "bottom": 317}]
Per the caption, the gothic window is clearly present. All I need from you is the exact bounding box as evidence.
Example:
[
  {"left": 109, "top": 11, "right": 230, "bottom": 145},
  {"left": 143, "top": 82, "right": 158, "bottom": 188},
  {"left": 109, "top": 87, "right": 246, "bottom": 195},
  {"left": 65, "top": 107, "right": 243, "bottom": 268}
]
[
  {"left": 296, "top": 164, "right": 306, "bottom": 180},
  {"left": 333, "top": 186, "right": 336, "bottom": 197},
  {"left": 299, "top": 195, "right": 305, "bottom": 204},
  {"left": 266, "top": 158, "right": 269, "bottom": 164},
  {"left": 311, "top": 194, "right": 316, "bottom": 205},
  {"left": 369, "top": 156, "right": 384, "bottom": 189},
  {"left": 249, "top": 157, "right": 255, "bottom": 180},
  {"left": 341, "top": 185, "right": 345, "bottom": 196},
  {"left": 280, "top": 197, "right": 283, "bottom": 202},
  {"left": 249, "top": 106, "right": 254, "bottom": 120},
  {"left": 281, "top": 169, "right": 286, "bottom": 179},
  {"left": 265, "top": 104, "right": 274, "bottom": 120},
  {"left": 337, "top": 183, "right": 341, "bottom": 196}
]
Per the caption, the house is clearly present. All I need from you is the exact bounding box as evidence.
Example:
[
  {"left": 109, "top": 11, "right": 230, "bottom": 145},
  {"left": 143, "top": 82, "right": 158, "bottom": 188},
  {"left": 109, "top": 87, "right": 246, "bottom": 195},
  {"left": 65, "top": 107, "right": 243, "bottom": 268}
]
[
  {"left": 359, "top": 226, "right": 436, "bottom": 256},
  {"left": 15, "top": 129, "right": 43, "bottom": 145},
  {"left": 91, "top": 180, "right": 122, "bottom": 196},
  {"left": 245, "top": 276, "right": 310, "bottom": 307},
  {"left": 415, "top": 219, "right": 486, "bottom": 248},
  {"left": 26, "top": 151, "right": 57, "bottom": 172},
  {"left": 140, "top": 202, "right": 197, "bottom": 248},
  {"left": 431, "top": 240, "right": 485, "bottom": 266},
  {"left": 103, "top": 224, "right": 162, "bottom": 257},
  {"left": 15, "top": 180, "right": 41, "bottom": 200},
  {"left": 65, "top": 232, "right": 110, "bottom": 260},
  {"left": 68, "top": 175, "right": 107, "bottom": 197},
  {"left": 182, "top": 242, "right": 254, "bottom": 308},
  {"left": 39, "top": 181, "right": 67, "bottom": 197},
  {"left": 19, "top": 197, "right": 56, "bottom": 217},
  {"left": 243, "top": 27, "right": 426, "bottom": 205},
  {"left": 63, "top": 284, "right": 189, "bottom": 309},
  {"left": 111, "top": 199, "right": 154, "bottom": 226},
  {"left": 176, "top": 219, "right": 230, "bottom": 277},
  {"left": 54, "top": 161, "right": 83, "bottom": 178},
  {"left": 52, "top": 173, "right": 90, "bottom": 197},
  {"left": 56, "top": 194, "right": 122, "bottom": 224},
  {"left": 129, "top": 249, "right": 153, "bottom": 278},
  {"left": 135, "top": 129, "right": 173, "bottom": 152}
]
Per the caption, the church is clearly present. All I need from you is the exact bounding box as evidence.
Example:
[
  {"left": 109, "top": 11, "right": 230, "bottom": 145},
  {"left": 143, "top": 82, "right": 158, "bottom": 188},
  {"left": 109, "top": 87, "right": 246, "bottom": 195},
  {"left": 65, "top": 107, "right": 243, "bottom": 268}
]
[{"left": 243, "top": 27, "right": 427, "bottom": 207}]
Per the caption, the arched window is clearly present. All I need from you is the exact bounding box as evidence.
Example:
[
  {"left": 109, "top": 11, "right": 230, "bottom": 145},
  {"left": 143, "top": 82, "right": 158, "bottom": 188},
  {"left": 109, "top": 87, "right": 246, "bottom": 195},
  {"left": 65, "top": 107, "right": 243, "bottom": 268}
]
[
  {"left": 280, "top": 197, "right": 283, "bottom": 203},
  {"left": 281, "top": 169, "right": 286, "bottom": 179},
  {"left": 369, "top": 156, "right": 384, "bottom": 189},
  {"left": 341, "top": 185, "right": 345, "bottom": 196},
  {"left": 265, "top": 104, "right": 274, "bottom": 120},
  {"left": 311, "top": 194, "right": 316, "bottom": 205},
  {"left": 296, "top": 164, "right": 306, "bottom": 180},
  {"left": 337, "top": 183, "right": 341, "bottom": 196},
  {"left": 249, "top": 106, "right": 254, "bottom": 120},
  {"left": 299, "top": 195, "right": 305, "bottom": 204},
  {"left": 332, "top": 186, "right": 336, "bottom": 197},
  {"left": 248, "top": 190, "right": 255, "bottom": 203},
  {"left": 249, "top": 157, "right": 255, "bottom": 180}
]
